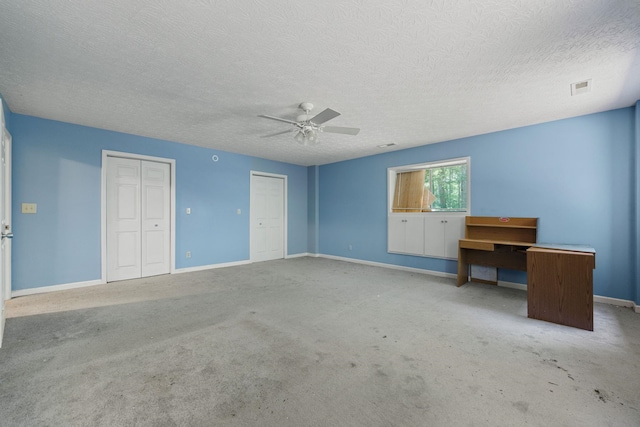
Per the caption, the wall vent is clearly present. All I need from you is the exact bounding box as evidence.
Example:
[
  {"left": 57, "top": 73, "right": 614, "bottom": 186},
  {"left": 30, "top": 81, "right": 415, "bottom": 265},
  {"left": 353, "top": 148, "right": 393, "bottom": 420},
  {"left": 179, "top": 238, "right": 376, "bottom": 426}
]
[{"left": 571, "top": 79, "right": 592, "bottom": 96}]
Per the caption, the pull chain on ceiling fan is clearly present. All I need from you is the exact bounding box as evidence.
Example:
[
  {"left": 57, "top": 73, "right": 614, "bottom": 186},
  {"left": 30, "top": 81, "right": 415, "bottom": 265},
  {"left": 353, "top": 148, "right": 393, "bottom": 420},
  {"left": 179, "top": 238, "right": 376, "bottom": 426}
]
[{"left": 258, "top": 102, "right": 360, "bottom": 145}]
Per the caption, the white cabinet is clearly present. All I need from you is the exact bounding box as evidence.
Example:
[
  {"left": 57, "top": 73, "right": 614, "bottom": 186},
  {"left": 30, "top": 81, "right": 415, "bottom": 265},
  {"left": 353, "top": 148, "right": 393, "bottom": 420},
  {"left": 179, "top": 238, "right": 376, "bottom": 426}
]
[
  {"left": 423, "top": 216, "right": 465, "bottom": 259},
  {"left": 388, "top": 216, "right": 424, "bottom": 255},
  {"left": 388, "top": 215, "right": 464, "bottom": 259}
]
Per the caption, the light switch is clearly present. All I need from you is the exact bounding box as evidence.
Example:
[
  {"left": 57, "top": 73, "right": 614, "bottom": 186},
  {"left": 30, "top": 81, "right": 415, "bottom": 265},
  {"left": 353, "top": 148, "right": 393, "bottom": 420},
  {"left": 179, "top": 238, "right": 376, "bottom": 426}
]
[
  {"left": 22, "top": 203, "right": 37, "bottom": 214},
  {"left": 186, "top": 208, "right": 191, "bottom": 214}
]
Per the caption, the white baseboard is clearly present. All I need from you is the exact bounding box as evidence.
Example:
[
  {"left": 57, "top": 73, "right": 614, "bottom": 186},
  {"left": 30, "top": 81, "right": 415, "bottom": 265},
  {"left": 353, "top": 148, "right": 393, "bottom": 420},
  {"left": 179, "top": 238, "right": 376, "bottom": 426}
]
[
  {"left": 315, "top": 254, "right": 640, "bottom": 313},
  {"left": 174, "top": 259, "right": 251, "bottom": 274},
  {"left": 593, "top": 294, "right": 637, "bottom": 309},
  {"left": 11, "top": 279, "right": 105, "bottom": 298},
  {"left": 317, "top": 254, "right": 457, "bottom": 279},
  {"left": 286, "top": 252, "right": 311, "bottom": 259},
  {"left": 497, "top": 280, "right": 527, "bottom": 291},
  {"left": 9, "top": 259, "right": 253, "bottom": 298},
  {"left": 10, "top": 259, "right": 254, "bottom": 298}
]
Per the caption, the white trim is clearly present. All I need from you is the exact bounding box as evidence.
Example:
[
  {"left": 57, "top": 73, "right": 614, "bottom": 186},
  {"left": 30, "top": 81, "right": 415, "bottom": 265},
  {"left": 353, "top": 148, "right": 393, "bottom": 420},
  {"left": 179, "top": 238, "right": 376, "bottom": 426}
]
[
  {"left": 593, "top": 295, "right": 637, "bottom": 309},
  {"left": 316, "top": 254, "right": 640, "bottom": 312},
  {"left": 286, "top": 252, "right": 311, "bottom": 259},
  {"left": 11, "top": 279, "right": 104, "bottom": 298},
  {"left": 250, "top": 171, "right": 288, "bottom": 261},
  {"left": 317, "top": 254, "right": 457, "bottom": 279},
  {"left": 3, "top": 127, "right": 12, "bottom": 302},
  {"left": 174, "top": 260, "right": 251, "bottom": 274},
  {"left": 497, "top": 280, "right": 527, "bottom": 291},
  {"left": 101, "top": 150, "right": 177, "bottom": 283}
]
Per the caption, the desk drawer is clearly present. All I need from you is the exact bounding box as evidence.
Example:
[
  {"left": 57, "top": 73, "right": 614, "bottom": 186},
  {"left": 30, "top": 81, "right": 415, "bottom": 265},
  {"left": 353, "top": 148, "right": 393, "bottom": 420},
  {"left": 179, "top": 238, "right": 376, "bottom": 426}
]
[{"left": 459, "top": 239, "right": 495, "bottom": 251}]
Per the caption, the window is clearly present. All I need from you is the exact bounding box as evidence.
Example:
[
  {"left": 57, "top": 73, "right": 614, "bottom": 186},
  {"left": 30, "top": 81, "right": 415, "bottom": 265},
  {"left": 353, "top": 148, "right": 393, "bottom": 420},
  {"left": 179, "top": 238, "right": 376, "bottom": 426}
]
[{"left": 389, "top": 157, "right": 470, "bottom": 213}]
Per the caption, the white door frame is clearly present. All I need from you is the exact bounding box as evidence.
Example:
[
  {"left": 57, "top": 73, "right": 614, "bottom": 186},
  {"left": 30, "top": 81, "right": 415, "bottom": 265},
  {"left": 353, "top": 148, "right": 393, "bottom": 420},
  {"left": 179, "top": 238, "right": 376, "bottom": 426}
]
[
  {"left": 2, "top": 127, "right": 11, "bottom": 301},
  {"left": 250, "top": 171, "right": 287, "bottom": 261},
  {"left": 0, "top": 109, "right": 9, "bottom": 348},
  {"left": 101, "top": 150, "right": 176, "bottom": 283}
]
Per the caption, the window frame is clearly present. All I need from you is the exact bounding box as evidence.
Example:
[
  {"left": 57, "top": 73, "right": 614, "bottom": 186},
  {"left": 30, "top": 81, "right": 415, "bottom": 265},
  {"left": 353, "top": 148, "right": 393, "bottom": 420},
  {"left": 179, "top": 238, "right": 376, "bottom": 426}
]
[{"left": 387, "top": 156, "right": 471, "bottom": 215}]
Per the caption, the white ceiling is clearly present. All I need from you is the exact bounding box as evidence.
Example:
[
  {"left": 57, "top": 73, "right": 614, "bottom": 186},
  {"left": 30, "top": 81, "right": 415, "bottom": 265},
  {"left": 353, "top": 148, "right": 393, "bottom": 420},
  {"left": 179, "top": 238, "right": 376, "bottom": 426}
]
[{"left": 1, "top": 1, "right": 639, "bottom": 166}]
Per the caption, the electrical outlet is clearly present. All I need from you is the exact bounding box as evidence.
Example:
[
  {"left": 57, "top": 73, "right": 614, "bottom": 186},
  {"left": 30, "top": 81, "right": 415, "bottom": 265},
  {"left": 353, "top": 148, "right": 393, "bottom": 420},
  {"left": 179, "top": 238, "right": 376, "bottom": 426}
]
[
  {"left": 186, "top": 251, "right": 191, "bottom": 258},
  {"left": 22, "top": 203, "right": 37, "bottom": 214}
]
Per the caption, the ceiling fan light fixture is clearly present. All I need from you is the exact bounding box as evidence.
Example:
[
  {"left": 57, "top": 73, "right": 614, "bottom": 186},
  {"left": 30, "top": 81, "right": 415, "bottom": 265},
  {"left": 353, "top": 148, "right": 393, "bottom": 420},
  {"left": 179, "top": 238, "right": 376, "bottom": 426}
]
[{"left": 295, "top": 129, "right": 319, "bottom": 146}]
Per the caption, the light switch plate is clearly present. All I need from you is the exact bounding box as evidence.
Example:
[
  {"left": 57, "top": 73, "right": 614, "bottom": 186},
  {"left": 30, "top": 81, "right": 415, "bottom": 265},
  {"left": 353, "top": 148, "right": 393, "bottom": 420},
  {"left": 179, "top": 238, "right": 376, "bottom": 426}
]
[{"left": 22, "top": 203, "right": 37, "bottom": 214}]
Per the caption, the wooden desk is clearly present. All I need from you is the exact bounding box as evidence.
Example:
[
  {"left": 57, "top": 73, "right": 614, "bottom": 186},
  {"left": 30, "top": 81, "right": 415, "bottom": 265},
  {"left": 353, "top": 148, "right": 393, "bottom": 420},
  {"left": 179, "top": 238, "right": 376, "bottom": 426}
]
[
  {"left": 457, "top": 216, "right": 537, "bottom": 287},
  {"left": 527, "top": 245, "right": 596, "bottom": 331}
]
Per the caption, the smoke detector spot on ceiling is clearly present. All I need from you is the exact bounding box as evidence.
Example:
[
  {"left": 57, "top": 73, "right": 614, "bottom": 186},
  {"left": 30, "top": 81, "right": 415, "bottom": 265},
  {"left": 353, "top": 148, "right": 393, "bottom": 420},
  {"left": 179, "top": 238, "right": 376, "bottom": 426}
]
[{"left": 571, "top": 79, "right": 592, "bottom": 96}]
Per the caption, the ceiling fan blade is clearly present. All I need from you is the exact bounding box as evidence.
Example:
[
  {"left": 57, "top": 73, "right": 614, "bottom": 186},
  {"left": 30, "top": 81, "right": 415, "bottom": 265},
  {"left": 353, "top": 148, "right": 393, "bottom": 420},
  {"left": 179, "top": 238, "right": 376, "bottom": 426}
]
[
  {"left": 261, "top": 129, "right": 294, "bottom": 138},
  {"left": 322, "top": 126, "right": 360, "bottom": 135},
  {"left": 309, "top": 108, "right": 340, "bottom": 125},
  {"left": 258, "top": 114, "right": 298, "bottom": 125}
]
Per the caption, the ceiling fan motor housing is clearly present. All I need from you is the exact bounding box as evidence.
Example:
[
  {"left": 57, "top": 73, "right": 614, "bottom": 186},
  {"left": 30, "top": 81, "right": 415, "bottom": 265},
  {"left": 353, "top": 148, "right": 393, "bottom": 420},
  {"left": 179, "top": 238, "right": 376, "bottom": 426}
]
[{"left": 298, "top": 102, "right": 314, "bottom": 113}]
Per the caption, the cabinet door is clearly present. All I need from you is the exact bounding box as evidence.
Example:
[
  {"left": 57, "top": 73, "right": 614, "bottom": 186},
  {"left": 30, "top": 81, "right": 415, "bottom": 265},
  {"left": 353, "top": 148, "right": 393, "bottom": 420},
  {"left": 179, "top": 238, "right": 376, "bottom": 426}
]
[
  {"left": 423, "top": 216, "right": 445, "bottom": 257},
  {"left": 404, "top": 217, "right": 425, "bottom": 255},
  {"left": 444, "top": 216, "right": 465, "bottom": 259},
  {"left": 388, "top": 216, "right": 406, "bottom": 253}
]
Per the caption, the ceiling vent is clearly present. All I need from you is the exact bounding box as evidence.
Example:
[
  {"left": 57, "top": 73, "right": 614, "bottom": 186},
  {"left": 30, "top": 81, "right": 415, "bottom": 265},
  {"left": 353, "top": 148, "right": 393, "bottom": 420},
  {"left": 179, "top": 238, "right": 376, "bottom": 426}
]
[{"left": 571, "top": 79, "right": 592, "bottom": 96}]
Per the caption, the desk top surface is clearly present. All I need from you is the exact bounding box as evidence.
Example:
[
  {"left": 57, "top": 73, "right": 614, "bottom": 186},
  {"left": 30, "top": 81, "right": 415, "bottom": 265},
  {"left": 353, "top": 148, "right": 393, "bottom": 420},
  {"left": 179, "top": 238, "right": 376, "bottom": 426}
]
[{"left": 530, "top": 243, "right": 595, "bottom": 254}]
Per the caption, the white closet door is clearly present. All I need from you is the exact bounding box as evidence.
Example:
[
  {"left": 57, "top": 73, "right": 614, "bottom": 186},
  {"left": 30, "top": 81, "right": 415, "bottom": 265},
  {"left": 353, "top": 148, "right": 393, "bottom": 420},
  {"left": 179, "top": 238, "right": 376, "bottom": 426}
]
[
  {"left": 251, "top": 175, "right": 284, "bottom": 262},
  {"left": 107, "top": 157, "right": 142, "bottom": 281},
  {"left": 141, "top": 160, "right": 170, "bottom": 277},
  {"left": 107, "top": 157, "right": 171, "bottom": 282}
]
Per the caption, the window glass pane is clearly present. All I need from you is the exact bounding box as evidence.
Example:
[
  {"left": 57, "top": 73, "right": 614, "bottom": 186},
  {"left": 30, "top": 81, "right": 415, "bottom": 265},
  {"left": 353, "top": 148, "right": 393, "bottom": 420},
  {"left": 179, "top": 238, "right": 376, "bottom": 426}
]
[
  {"left": 424, "top": 164, "right": 467, "bottom": 211},
  {"left": 389, "top": 157, "right": 469, "bottom": 214}
]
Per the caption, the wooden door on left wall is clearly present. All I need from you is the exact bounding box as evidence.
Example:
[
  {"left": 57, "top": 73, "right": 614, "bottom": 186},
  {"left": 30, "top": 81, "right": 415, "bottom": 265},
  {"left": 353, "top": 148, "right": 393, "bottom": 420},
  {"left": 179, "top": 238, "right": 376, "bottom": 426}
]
[{"left": 106, "top": 157, "right": 170, "bottom": 282}]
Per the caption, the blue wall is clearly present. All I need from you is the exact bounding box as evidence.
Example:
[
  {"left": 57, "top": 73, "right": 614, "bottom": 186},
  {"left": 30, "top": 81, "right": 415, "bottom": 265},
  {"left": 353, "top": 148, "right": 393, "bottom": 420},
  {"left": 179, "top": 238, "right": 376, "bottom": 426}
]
[
  {"left": 11, "top": 114, "right": 308, "bottom": 291},
  {"left": 319, "top": 107, "right": 637, "bottom": 302}
]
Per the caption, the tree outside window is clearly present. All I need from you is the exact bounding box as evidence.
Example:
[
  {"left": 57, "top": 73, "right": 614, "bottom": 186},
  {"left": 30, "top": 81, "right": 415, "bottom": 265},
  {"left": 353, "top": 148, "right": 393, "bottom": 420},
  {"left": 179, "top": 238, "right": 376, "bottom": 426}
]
[{"left": 425, "top": 164, "right": 467, "bottom": 211}]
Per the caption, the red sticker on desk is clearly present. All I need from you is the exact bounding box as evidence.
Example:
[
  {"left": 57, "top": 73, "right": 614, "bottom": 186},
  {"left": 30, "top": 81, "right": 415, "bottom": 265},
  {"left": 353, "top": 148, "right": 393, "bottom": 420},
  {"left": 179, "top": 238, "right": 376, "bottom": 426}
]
[{"left": 499, "top": 217, "right": 510, "bottom": 222}]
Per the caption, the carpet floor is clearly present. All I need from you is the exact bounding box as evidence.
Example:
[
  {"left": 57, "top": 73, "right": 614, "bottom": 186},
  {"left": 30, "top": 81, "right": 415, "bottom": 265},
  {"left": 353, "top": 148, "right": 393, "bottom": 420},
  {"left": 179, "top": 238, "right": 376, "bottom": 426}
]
[{"left": 1, "top": 257, "right": 639, "bottom": 426}]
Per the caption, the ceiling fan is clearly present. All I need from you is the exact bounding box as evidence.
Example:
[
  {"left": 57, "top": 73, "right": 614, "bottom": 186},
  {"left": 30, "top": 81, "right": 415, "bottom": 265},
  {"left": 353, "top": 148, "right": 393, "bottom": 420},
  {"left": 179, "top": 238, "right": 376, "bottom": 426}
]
[{"left": 258, "top": 102, "right": 360, "bottom": 145}]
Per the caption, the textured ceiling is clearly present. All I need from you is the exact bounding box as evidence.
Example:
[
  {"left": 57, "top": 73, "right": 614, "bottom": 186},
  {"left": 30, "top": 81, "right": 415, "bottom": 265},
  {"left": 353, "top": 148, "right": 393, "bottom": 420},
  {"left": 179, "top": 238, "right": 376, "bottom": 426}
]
[{"left": 1, "top": 0, "right": 639, "bottom": 166}]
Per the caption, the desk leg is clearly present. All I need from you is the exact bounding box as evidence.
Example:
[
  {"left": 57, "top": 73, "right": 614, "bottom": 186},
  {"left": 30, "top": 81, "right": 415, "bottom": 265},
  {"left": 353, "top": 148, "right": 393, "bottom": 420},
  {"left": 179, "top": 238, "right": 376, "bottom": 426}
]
[{"left": 457, "top": 247, "right": 468, "bottom": 287}]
